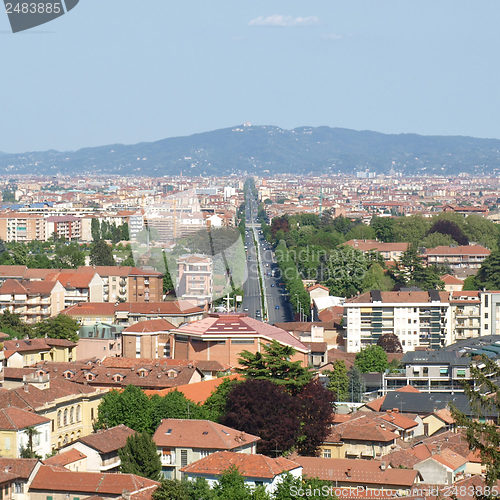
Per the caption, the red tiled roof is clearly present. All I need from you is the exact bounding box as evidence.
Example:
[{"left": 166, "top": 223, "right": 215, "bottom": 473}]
[
  {"left": 144, "top": 374, "right": 241, "bottom": 404},
  {"left": 44, "top": 448, "right": 86, "bottom": 466},
  {"left": 30, "top": 466, "right": 159, "bottom": 495},
  {"left": 441, "top": 274, "right": 464, "bottom": 285},
  {"left": 0, "top": 458, "right": 39, "bottom": 479},
  {"left": 180, "top": 451, "right": 300, "bottom": 479},
  {"left": 153, "top": 419, "right": 259, "bottom": 449},
  {"left": 431, "top": 448, "right": 468, "bottom": 471},
  {"left": 123, "top": 319, "right": 175, "bottom": 333},
  {"left": 77, "top": 425, "right": 135, "bottom": 454},
  {"left": 0, "top": 407, "right": 50, "bottom": 430},
  {"left": 424, "top": 245, "right": 490, "bottom": 256},
  {"left": 294, "top": 456, "right": 418, "bottom": 487},
  {"left": 380, "top": 412, "right": 418, "bottom": 430}
]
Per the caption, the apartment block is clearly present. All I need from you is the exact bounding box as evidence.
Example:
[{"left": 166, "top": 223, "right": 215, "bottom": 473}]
[
  {"left": 0, "top": 213, "right": 46, "bottom": 242},
  {"left": 176, "top": 255, "right": 213, "bottom": 305},
  {"left": 345, "top": 290, "right": 452, "bottom": 353},
  {"left": 423, "top": 245, "right": 490, "bottom": 270},
  {"left": 382, "top": 351, "right": 471, "bottom": 394}
]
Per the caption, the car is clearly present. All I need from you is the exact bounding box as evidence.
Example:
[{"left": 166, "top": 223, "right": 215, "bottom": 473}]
[
  {"left": 271, "top": 283, "right": 275, "bottom": 287},
  {"left": 275, "top": 305, "right": 280, "bottom": 310},
  {"left": 244, "top": 307, "right": 249, "bottom": 312}
]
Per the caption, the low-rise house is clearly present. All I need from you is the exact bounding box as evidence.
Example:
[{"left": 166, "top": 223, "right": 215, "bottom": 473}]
[
  {"left": 3, "top": 338, "right": 76, "bottom": 368},
  {"left": 180, "top": 451, "right": 301, "bottom": 494},
  {"left": 44, "top": 448, "right": 87, "bottom": 471},
  {"left": 0, "top": 407, "right": 51, "bottom": 458},
  {"left": 344, "top": 239, "right": 409, "bottom": 262},
  {"left": 319, "top": 414, "right": 399, "bottom": 459},
  {"left": 60, "top": 424, "right": 135, "bottom": 472},
  {"left": 414, "top": 448, "right": 467, "bottom": 485},
  {"left": 153, "top": 418, "right": 260, "bottom": 479},
  {"left": 293, "top": 456, "right": 420, "bottom": 493},
  {"left": 0, "top": 457, "right": 40, "bottom": 500},
  {"left": 28, "top": 465, "right": 159, "bottom": 500},
  {"left": 423, "top": 245, "right": 490, "bottom": 271}
]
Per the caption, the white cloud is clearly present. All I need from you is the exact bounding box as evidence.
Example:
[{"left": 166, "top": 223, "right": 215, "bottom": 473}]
[{"left": 248, "top": 15, "right": 320, "bottom": 27}]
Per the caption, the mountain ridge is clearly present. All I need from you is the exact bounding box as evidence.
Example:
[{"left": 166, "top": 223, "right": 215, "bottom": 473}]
[{"left": 2, "top": 124, "right": 500, "bottom": 176}]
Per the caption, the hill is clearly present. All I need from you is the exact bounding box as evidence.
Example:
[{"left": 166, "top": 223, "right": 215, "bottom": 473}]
[{"left": 1, "top": 125, "right": 500, "bottom": 176}]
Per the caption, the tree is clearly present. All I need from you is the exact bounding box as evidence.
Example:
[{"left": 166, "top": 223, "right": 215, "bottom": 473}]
[
  {"left": 203, "top": 378, "right": 241, "bottom": 422},
  {"left": 119, "top": 432, "right": 161, "bottom": 481},
  {"left": 392, "top": 247, "right": 443, "bottom": 290},
  {"left": 221, "top": 379, "right": 301, "bottom": 456},
  {"left": 376, "top": 333, "right": 402, "bottom": 353},
  {"left": 325, "top": 360, "right": 349, "bottom": 402},
  {"left": 450, "top": 356, "right": 500, "bottom": 492},
  {"left": 150, "top": 391, "right": 208, "bottom": 430},
  {"left": 212, "top": 466, "right": 255, "bottom": 500},
  {"left": 427, "top": 219, "right": 469, "bottom": 245},
  {"left": 463, "top": 275, "right": 478, "bottom": 291},
  {"left": 296, "top": 380, "right": 335, "bottom": 456},
  {"left": 122, "top": 252, "right": 135, "bottom": 266},
  {"left": 53, "top": 243, "right": 85, "bottom": 268},
  {"left": 354, "top": 345, "right": 389, "bottom": 373},
  {"left": 20, "top": 426, "right": 40, "bottom": 458},
  {"left": 347, "top": 366, "right": 365, "bottom": 403},
  {"left": 345, "top": 224, "right": 376, "bottom": 241},
  {"left": 420, "top": 232, "right": 457, "bottom": 248},
  {"left": 474, "top": 250, "right": 500, "bottom": 290},
  {"left": 236, "top": 340, "right": 311, "bottom": 393},
  {"left": 370, "top": 216, "right": 395, "bottom": 242},
  {"left": 362, "top": 263, "right": 394, "bottom": 292},
  {"left": 33, "top": 315, "right": 80, "bottom": 343},
  {"left": 0, "top": 310, "right": 33, "bottom": 339},
  {"left": 91, "top": 218, "right": 101, "bottom": 241},
  {"left": 90, "top": 240, "right": 115, "bottom": 266},
  {"left": 95, "top": 386, "right": 153, "bottom": 433}
]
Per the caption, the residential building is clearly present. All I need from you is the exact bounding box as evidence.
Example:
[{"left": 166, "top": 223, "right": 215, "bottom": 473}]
[
  {"left": 344, "top": 290, "right": 451, "bottom": 353},
  {"left": 414, "top": 448, "right": 467, "bottom": 485},
  {"left": 0, "top": 374, "right": 106, "bottom": 450},
  {"left": 382, "top": 351, "right": 471, "bottom": 394},
  {"left": 176, "top": 254, "right": 213, "bottom": 305},
  {"left": 0, "top": 458, "right": 40, "bottom": 500},
  {"left": 153, "top": 419, "right": 259, "bottom": 479},
  {"left": 171, "top": 313, "right": 309, "bottom": 367},
  {"left": 0, "top": 279, "right": 66, "bottom": 323},
  {"left": 344, "top": 239, "right": 409, "bottom": 261},
  {"left": 76, "top": 266, "right": 163, "bottom": 303},
  {"left": 180, "top": 451, "right": 301, "bottom": 495},
  {"left": 44, "top": 448, "right": 87, "bottom": 471},
  {"left": 28, "top": 466, "right": 159, "bottom": 500},
  {"left": 121, "top": 318, "right": 174, "bottom": 359},
  {"left": 0, "top": 408, "right": 51, "bottom": 458},
  {"left": 0, "top": 213, "right": 46, "bottom": 242},
  {"left": 3, "top": 338, "right": 76, "bottom": 368},
  {"left": 45, "top": 215, "right": 83, "bottom": 240},
  {"left": 75, "top": 322, "right": 123, "bottom": 360},
  {"left": 449, "top": 291, "right": 481, "bottom": 341},
  {"left": 480, "top": 291, "right": 500, "bottom": 336},
  {"left": 60, "top": 424, "right": 135, "bottom": 472},
  {"left": 61, "top": 300, "right": 205, "bottom": 327},
  {"left": 423, "top": 245, "right": 490, "bottom": 271}
]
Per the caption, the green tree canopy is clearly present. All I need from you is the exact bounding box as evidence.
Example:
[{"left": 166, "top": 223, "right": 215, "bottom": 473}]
[
  {"left": 203, "top": 377, "right": 241, "bottom": 422},
  {"left": 354, "top": 345, "right": 389, "bottom": 373},
  {"left": 347, "top": 366, "right": 365, "bottom": 403},
  {"left": 325, "top": 360, "right": 349, "bottom": 402},
  {"left": 236, "top": 340, "right": 311, "bottom": 393},
  {"left": 119, "top": 432, "right": 161, "bottom": 481},
  {"left": 90, "top": 240, "right": 116, "bottom": 266},
  {"left": 474, "top": 250, "right": 500, "bottom": 290},
  {"left": 33, "top": 315, "right": 80, "bottom": 343},
  {"left": 53, "top": 242, "right": 85, "bottom": 268}
]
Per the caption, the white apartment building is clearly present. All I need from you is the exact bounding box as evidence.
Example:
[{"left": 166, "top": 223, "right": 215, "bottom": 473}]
[{"left": 345, "top": 290, "right": 452, "bottom": 353}]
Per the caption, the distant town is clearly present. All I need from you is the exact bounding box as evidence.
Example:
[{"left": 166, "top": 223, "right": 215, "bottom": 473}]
[{"left": 0, "top": 173, "right": 497, "bottom": 500}]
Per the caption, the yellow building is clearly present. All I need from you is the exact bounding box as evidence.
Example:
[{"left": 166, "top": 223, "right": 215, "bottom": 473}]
[
  {"left": 4, "top": 338, "right": 76, "bottom": 368},
  {"left": 0, "top": 373, "right": 106, "bottom": 451}
]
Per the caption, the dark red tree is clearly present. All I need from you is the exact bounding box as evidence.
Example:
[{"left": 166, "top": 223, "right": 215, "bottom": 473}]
[
  {"left": 296, "top": 379, "right": 335, "bottom": 456},
  {"left": 220, "top": 379, "right": 300, "bottom": 456},
  {"left": 377, "top": 333, "right": 403, "bottom": 353},
  {"left": 271, "top": 216, "right": 290, "bottom": 238}
]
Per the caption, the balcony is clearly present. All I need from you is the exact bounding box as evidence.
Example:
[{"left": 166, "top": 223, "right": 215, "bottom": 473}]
[{"left": 160, "top": 453, "right": 175, "bottom": 465}]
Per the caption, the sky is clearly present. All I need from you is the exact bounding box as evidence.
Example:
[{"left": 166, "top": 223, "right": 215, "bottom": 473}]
[{"left": 1, "top": 0, "right": 500, "bottom": 152}]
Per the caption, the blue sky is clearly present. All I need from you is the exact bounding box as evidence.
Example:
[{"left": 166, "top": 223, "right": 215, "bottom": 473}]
[{"left": 1, "top": 0, "right": 500, "bottom": 152}]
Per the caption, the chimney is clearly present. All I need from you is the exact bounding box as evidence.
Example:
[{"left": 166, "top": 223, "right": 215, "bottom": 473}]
[
  {"left": 23, "top": 381, "right": 29, "bottom": 393},
  {"left": 393, "top": 408, "right": 399, "bottom": 413},
  {"left": 386, "top": 410, "right": 392, "bottom": 414},
  {"left": 380, "top": 462, "right": 387, "bottom": 471},
  {"left": 346, "top": 468, "right": 352, "bottom": 477}
]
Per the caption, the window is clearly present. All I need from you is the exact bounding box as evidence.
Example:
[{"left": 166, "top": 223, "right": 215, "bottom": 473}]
[
  {"left": 4, "top": 438, "right": 10, "bottom": 450},
  {"left": 423, "top": 367, "right": 428, "bottom": 375},
  {"left": 180, "top": 449, "right": 188, "bottom": 467},
  {"left": 70, "top": 407, "right": 74, "bottom": 424},
  {"left": 322, "top": 449, "right": 331, "bottom": 458},
  {"left": 63, "top": 409, "right": 68, "bottom": 426},
  {"left": 14, "top": 483, "right": 23, "bottom": 494},
  {"left": 91, "top": 408, "right": 95, "bottom": 421},
  {"left": 485, "top": 313, "right": 488, "bottom": 319},
  {"left": 57, "top": 410, "right": 61, "bottom": 427},
  {"left": 200, "top": 449, "right": 211, "bottom": 458},
  {"left": 76, "top": 405, "right": 81, "bottom": 422},
  {"left": 46, "top": 497, "right": 53, "bottom": 500}
]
